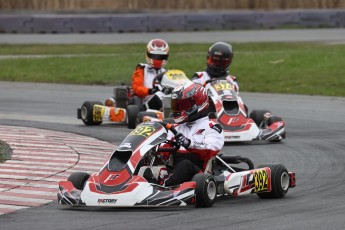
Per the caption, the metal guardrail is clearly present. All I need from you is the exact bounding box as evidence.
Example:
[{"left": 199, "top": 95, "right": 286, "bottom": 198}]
[{"left": 0, "top": 10, "right": 344, "bottom": 34}]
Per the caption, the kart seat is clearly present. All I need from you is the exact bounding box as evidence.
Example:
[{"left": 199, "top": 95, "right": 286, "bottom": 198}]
[
  {"left": 108, "top": 150, "right": 132, "bottom": 171},
  {"left": 223, "top": 100, "right": 239, "bottom": 115}
]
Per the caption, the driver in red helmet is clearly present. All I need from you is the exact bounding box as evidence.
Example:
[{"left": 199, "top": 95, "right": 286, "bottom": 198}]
[
  {"left": 193, "top": 42, "right": 239, "bottom": 93},
  {"left": 160, "top": 82, "right": 224, "bottom": 186},
  {"left": 131, "top": 38, "right": 169, "bottom": 110}
]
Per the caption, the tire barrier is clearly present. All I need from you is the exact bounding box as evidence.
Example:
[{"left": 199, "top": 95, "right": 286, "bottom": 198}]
[{"left": 0, "top": 9, "right": 344, "bottom": 34}]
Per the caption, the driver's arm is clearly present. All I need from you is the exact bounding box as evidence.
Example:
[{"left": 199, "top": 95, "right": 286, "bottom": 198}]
[{"left": 132, "top": 65, "right": 150, "bottom": 98}]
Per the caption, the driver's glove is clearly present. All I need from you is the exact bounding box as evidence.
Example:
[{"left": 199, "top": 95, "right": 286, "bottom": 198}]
[
  {"left": 148, "top": 86, "right": 159, "bottom": 95},
  {"left": 175, "top": 133, "right": 191, "bottom": 148}
]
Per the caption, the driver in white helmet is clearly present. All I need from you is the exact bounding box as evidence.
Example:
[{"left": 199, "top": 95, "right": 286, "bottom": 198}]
[{"left": 131, "top": 38, "right": 169, "bottom": 110}]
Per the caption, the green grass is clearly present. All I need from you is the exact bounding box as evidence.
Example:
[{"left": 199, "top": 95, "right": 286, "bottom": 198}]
[{"left": 0, "top": 42, "right": 344, "bottom": 96}]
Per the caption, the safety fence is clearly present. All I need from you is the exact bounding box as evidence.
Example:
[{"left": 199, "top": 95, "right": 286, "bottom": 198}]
[
  {"left": 0, "top": 10, "right": 344, "bottom": 33},
  {"left": 1, "top": 0, "right": 345, "bottom": 10}
]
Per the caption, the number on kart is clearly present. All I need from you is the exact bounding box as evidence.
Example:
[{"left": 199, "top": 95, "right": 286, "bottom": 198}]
[
  {"left": 214, "top": 82, "right": 234, "bottom": 91},
  {"left": 130, "top": 126, "right": 155, "bottom": 138},
  {"left": 254, "top": 169, "right": 269, "bottom": 192},
  {"left": 93, "top": 105, "right": 105, "bottom": 122}
]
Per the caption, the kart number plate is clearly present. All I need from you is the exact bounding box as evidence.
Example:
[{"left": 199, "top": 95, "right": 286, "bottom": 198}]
[
  {"left": 130, "top": 126, "right": 155, "bottom": 138},
  {"left": 214, "top": 82, "right": 234, "bottom": 92},
  {"left": 93, "top": 105, "right": 106, "bottom": 122},
  {"left": 254, "top": 169, "right": 269, "bottom": 193},
  {"left": 166, "top": 70, "right": 189, "bottom": 82}
]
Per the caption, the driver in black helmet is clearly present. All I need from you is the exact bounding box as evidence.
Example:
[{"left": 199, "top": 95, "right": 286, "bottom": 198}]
[{"left": 192, "top": 42, "right": 239, "bottom": 93}]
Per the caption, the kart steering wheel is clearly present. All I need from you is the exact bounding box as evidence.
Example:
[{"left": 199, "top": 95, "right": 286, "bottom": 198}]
[
  {"left": 152, "top": 72, "right": 165, "bottom": 88},
  {"left": 156, "top": 122, "right": 180, "bottom": 152}
]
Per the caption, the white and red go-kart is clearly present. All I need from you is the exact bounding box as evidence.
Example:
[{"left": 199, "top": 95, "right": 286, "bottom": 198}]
[
  {"left": 58, "top": 122, "right": 296, "bottom": 208},
  {"left": 204, "top": 79, "right": 286, "bottom": 142}
]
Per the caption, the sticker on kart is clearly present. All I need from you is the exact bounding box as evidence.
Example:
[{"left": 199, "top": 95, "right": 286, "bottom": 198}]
[
  {"left": 253, "top": 168, "right": 271, "bottom": 193},
  {"left": 129, "top": 125, "right": 155, "bottom": 138},
  {"left": 93, "top": 105, "right": 106, "bottom": 122},
  {"left": 213, "top": 81, "right": 234, "bottom": 92},
  {"left": 165, "top": 70, "right": 190, "bottom": 82}
]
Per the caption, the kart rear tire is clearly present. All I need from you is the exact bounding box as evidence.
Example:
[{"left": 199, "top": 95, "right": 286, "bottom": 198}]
[
  {"left": 192, "top": 173, "right": 217, "bottom": 208},
  {"left": 80, "top": 101, "right": 103, "bottom": 126},
  {"left": 249, "top": 110, "right": 271, "bottom": 127},
  {"left": 127, "top": 105, "right": 140, "bottom": 129},
  {"left": 68, "top": 172, "right": 90, "bottom": 190},
  {"left": 256, "top": 164, "right": 289, "bottom": 199},
  {"left": 136, "top": 112, "right": 158, "bottom": 125}
]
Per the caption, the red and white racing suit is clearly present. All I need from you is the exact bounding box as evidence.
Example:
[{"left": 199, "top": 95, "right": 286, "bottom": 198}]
[
  {"left": 163, "top": 116, "right": 224, "bottom": 186},
  {"left": 192, "top": 71, "right": 239, "bottom": 93},
  {"left": 131, "top": 63, "right": 166, "bottom": 102}
]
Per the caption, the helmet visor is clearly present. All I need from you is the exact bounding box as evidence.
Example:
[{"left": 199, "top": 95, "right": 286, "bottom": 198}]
[
  {"left": 147, "top": 52, "right": 169, "bottom": 60},
  {"left": 207, "top": 56, "right": 229, "bottom": 68},
  {"left": 171, "top": 98, "right": 194, "bottom": 113}
]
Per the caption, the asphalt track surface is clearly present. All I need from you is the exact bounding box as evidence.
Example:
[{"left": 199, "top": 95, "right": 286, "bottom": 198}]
[
  {"left": 1, "top": 29, "right": 345, "bottom": 229},
  {"left": 0, "top": 81, "right": 345, "bottom": 230}
]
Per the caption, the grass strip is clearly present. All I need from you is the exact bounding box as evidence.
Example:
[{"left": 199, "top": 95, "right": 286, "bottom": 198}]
[{"left": 0, "top": 42, "right": 344, "bottom": 96}]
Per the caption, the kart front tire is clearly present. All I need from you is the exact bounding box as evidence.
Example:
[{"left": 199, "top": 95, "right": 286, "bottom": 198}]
[
  {"left": 80, "top": 101, "right": 103, "bottom": 126},
  {"left": 256, "top": 164, "right": 289, "bottom": 199},
  {"left": 68, "top": 172, "right": 90, "bottom": 190},
  {"left": 249, "top": 110, "right": 271, "bottom": 127},
  {"left": 127, "top": 105, "right": 140, "bottom": 129},
  {"left": 192, "top": 173, "right": 217, "bottom": 208}
]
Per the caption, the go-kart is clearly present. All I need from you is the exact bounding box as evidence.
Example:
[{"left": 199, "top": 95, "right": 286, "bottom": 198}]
[
  {"left": 204, "top": 78, "right": 286, "bottom": 142},
  {"left": 57, "top": 121, "right": 296, "bottom": 208},
  {"left": 77, "top": 69, "right": 191, "bottom": 129}
]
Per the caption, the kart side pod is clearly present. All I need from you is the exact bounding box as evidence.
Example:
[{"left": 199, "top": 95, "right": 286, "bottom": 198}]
[{"left": 224, "top": 164, "right": 295, "bottom": 198}]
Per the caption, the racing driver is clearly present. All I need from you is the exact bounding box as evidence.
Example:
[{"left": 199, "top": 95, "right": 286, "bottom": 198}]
[
  {"left": 131, "top": 38, "right": 169, "bottom": 110},
  {"left": 192, "top": 42, "right": 239, "bottom": 93},
  {"left": 145, "top": 82, "right": 224, "bottom": 186}
]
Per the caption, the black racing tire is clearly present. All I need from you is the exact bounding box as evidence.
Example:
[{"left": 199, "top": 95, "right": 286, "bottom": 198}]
[
  {"left": 136, "top": 112, "right": 158, "bottom": 125},
  {"left": 192, "top": 173, "right": 217, "bottom": 208},
  {"left": 68, "top": 172, "right": 90, "bottom": 190},
  {"left": 127, "top": 104, "right": 140, "bottom": 129},
  {"left": 80, "top": 101, "right": 103, "bottom": 126},
  {"left": 249, "top": 110, "right": 271, "bottom": 127},
  {"left": 256, "top": 164, "right": 290, "bottom": 199},
  {"left": 267, "top": 116, "right": 283, "bottom": 126}
]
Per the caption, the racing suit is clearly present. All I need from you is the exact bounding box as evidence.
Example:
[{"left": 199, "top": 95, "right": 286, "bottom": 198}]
[
  {"left": 163, "top": 116, "right": 224, "bottom": 186},
  {"left": 131, "top": 63, "right": 166, "bottom": 102},
  {"left": 192, "top": 71, "right": 239, "bottom": 93}
]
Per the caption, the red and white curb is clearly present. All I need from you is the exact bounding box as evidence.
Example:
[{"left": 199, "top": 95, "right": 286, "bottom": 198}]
[{"left": 0, "top": 125, "right": 116, "bottom": 215}]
